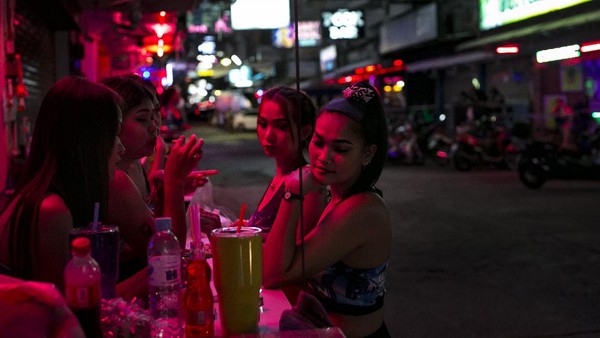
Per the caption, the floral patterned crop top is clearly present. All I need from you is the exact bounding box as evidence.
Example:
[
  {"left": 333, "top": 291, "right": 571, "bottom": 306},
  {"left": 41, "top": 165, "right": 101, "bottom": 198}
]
[{"left": 306, "top": 260, "right": 388, "bottom": 316}]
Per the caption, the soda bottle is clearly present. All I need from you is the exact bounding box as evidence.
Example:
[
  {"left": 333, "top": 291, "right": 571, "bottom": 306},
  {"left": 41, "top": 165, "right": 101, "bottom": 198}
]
[
  {"left": 184, "top": 244, "right": 214, "bottom": 337},
  {"left": 148, "top": 217, "right": 183, "bottom": 337},
  {"left": 64, "top": 237, "right": 102, "bottom": 338}
]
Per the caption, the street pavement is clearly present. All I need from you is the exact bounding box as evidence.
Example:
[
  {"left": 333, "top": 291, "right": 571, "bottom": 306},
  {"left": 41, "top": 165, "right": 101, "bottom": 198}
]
[{"left": 187, "top": 122, "right": 600, "bottom": 338}]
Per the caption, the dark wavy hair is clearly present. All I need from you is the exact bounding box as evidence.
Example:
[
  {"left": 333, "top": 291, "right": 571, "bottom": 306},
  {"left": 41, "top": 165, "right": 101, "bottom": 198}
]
[
  {"left": 101, "top": 74, "right": 157, "bottom": 118},
  {"left": 259, "top": 86, "right": 317, "bottom": 150},
  {"left": 1, "top": 76, "right": 123, "bottom": 279},
  {"left": 320, "top": 81, "right": 388, "bottom": 197}
]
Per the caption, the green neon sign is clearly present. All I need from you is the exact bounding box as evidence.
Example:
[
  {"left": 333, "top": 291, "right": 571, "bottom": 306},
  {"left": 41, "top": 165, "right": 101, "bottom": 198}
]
[{"left": 480, "top": 0, "right": 591, "bottom": 30}]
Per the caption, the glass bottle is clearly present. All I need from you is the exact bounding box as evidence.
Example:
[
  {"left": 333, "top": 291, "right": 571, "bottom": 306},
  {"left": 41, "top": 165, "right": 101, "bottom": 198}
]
[{"left": 184, "top": 244, "right": 214, "bottom": 337}]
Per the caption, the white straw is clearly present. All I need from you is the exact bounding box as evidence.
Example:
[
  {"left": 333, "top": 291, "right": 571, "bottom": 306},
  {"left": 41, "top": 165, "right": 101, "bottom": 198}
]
[{"left": 189, "top": 203, "right": 202, "bottom": 249}]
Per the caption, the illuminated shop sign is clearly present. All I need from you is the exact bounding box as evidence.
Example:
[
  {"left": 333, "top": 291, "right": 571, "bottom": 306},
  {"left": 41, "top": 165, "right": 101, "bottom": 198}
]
[
  {"left": 272, "top": 21, "right": 322, "bottom": 48},
  {"left": 319, "top": 45, "right": 337, "bottom": 73},
  {"left": 536, "top": 44, "right": 580, "bottom": 63},
  {"left": 322, "top": 9, "right": 364, "bottom": 40},
  {"left": 231, "top": 0, "right": 290, "bottom": 30},
  {"left": 480, "top": 0, "right": 591, "bottom": 30}
]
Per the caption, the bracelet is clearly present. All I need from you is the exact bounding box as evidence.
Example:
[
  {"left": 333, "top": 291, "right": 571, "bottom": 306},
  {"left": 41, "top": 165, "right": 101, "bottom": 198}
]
[{"left": 283, "top": 190, "right": 303, "bottom": 201}]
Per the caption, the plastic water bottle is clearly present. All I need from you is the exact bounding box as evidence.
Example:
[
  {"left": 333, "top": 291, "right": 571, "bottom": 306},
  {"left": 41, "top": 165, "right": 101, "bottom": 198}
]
[
  {"left": 64, "top": 237, "right": 102, "bottom": 338},
  {"left": 148, "top": 217, "right": 183, "bottom": 337}
]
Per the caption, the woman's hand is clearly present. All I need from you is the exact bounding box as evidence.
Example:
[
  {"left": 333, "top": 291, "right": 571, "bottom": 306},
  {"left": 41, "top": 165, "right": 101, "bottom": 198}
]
[
  {"left": 199, "top": 208, "right": 222, "bottom": 234},
  {"left": 165, "top": 134, "right": 204, "bottom": 185},
  {"left": 186, "top": 170, "right": 219, "bottom": 194},
  {"left": 284, "top": 165, "right": 323, "bottom": 195}
]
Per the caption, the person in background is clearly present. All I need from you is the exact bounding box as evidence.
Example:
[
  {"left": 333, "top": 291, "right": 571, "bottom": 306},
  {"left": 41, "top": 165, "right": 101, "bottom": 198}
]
[
  {"left": 101, "top": 75, "right": 220, "bottom": 281},
  {"left": 161, "top": 85, "right": 189, "bottom": 131},
  {"left": 263, "top": 81, "right": 391, "bottom": 337},
  {"left": 245, "top": 87, "right": 327, "bottom": 242},
  {"left": 0, "top": 76, "right": 144, "bottom": 297}
]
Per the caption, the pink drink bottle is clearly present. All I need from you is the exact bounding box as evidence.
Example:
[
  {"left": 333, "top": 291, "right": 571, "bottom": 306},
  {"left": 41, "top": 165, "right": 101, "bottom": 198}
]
[{"left": 65, "top": 237, "right": 102, "bottom": 338}]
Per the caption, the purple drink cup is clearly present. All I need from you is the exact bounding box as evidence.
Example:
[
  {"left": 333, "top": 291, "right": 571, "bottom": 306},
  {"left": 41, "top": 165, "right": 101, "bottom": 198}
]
[{"left": 70, "top": 225, "right": 119, "bottom": 299}]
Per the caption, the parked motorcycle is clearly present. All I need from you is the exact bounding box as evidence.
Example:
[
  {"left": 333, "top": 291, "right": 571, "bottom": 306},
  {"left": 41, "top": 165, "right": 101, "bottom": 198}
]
[
  {"left": 504, "top": 135, "right": 528, "bottom": 170},
  {"left": 450, "top": 123, "right": 510, "bottom": 171},
  {"left": 426, "top": 126, "right": 453, "bottom": 166},
  {"left": 387, "top": 123, "right": 424, "bottom": 165},
  {"left": 505, "top": 122, "right": 532, "bottom": 170},
  {"left": 518, "top": 140, "right": 600, "bottom": 189}
]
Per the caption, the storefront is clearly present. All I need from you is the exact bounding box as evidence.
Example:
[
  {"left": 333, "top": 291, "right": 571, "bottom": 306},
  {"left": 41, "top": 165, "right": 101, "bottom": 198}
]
[
  {"left": 0, "top": 0, "right": 77, "bottom": 192},
  {"left": 455, "top": 0, "right": 600, "bottom": 139}
]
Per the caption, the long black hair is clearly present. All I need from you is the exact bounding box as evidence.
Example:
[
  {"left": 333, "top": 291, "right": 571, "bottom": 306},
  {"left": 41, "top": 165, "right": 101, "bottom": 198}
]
[{"left": 1, "top": 76, "right": 123, "bottom": 279}]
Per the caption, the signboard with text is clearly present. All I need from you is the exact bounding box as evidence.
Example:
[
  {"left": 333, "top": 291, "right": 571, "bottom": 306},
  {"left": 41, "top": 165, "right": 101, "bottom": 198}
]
[
  {"left": 321, "top": 9, "right": 365, "bottom": 40},
  {"left": 480, "top": 0, "right": 591, "bottom": 30}
]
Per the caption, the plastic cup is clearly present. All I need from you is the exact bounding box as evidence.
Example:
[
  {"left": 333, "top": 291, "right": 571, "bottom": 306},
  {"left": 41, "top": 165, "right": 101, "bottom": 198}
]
[
  {"left": 70, "top": 225, "right": 119, "bottom": 299},
  {"left": 211, "top": 227, "right": 262, "bottom": 335}
]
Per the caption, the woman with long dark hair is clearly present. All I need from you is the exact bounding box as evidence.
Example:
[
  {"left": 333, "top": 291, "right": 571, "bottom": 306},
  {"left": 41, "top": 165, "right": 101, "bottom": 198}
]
[{"left": 0, "top": 76, "right": 124, "bottom": 291}]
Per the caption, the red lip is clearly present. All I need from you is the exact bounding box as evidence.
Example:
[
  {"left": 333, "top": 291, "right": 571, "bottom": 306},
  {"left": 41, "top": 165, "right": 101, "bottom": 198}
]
[
  {"left": 262, "top": 144, "right": 277, "bottom": 152},
  {"left": 313, "top": 166, "right": 334, "bottom": 175}
]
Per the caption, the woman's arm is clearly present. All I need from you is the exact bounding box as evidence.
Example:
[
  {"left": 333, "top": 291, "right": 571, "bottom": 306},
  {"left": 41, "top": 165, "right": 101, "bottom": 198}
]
[
  {"left": 163, "top": 135, "right": 204, "bottom": 248},
  {"left": 35, "top": 194, "right": 74, "bottom": 291},
  {"left": 116, "top": 267, "right": 148, "bottom": 301},
  {"left": 264, "top": 191, "right": 387, "bottom": 289},
  {"left": 297, "top": 187, "right": 328, "bottom": 240},
  {"left": 108, "top": 170, "right": 154, "bottom": 258}
]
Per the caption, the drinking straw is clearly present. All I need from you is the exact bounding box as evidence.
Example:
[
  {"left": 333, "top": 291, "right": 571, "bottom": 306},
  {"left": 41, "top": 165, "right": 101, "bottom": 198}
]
[
  {"left": 236, "top": 203, "right": 247, "bottom": 233},
  {"left": 189, "top": 203, "right": 202, "bottom": 248},
  {"left": 91, "top": 202, "right": 100, "bottom": 230}
]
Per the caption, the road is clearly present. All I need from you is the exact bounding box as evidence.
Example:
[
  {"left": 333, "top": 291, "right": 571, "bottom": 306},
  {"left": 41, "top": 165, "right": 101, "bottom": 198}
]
[{"left": 189, "top": 122, "right": 600, "bottom": 338}]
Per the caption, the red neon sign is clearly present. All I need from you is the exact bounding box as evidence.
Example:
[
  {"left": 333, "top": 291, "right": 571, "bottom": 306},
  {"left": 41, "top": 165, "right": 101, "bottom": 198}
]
[{"left": 496, "top": 45, "right": 519, "bottom": 54}]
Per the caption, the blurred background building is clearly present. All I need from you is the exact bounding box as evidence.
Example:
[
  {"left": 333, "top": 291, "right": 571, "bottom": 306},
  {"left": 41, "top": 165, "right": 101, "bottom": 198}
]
[{"left": 2, "top": 0, "right": 600, "bottom": 191}]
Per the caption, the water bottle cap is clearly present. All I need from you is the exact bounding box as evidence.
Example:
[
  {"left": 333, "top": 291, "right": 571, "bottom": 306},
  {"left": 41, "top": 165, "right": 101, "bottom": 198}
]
[
  {"left": 154, "top": 217, "right": 172, "bottom": 231},
  {"left": 71, "top": 237, "right": 91, "bottom": 257}
]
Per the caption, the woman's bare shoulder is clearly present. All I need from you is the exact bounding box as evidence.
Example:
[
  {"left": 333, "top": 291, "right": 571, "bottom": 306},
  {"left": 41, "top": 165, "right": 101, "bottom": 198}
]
[
  {"left": 40, "top": 194, "right": 71, "bottom": 221},
  {"left": 344, "top": 192, "right": 389, "bottom": 217},
  {"left": 39, "top": 194, "right": 72, "bottom": 224},
  {"left": 110, "top": 170, "right": 145, "bottom": 203}
]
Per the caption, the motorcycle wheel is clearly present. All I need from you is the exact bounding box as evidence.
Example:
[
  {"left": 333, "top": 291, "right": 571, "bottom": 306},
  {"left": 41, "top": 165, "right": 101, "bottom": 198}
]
[
  {"left": 505, "top": 152, "right": 521, "bottom": 171},
  {"left": 454, "top": 154, "right": 472, "bottom": 171},
  {"left": 518, "top": 159, "right": 546, "bottom": 189}
]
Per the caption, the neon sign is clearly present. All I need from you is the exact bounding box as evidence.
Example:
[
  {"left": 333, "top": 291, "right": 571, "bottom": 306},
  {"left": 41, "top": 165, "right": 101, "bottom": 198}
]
[
  {"left": 480, "top": 0, "right": 591, "bottom": 30},
  {"left": 322, "top": 9, "right": 364, "bottom": 40}
]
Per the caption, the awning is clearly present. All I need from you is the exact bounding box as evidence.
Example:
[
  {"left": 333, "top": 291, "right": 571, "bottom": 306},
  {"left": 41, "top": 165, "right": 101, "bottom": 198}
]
[
  {"left": 406, "top": 51, "right": 494, "bottom": 73},
  {"left": 456, "top": 8, "right": 600, "bottom": 51},
  {"left": 322, "top": 59, "right": 379, "bottom": 81}
]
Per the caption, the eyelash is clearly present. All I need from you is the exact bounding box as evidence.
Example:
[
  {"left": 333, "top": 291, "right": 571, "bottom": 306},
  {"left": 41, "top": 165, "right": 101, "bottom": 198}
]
[{"left": 312, "top": 139, "right": 350, "bottom": 153}]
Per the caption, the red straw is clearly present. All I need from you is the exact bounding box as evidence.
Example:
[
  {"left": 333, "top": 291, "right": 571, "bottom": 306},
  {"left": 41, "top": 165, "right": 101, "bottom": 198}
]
[{"left": 237, "top": 203, "right": 247, "bottom": 233}]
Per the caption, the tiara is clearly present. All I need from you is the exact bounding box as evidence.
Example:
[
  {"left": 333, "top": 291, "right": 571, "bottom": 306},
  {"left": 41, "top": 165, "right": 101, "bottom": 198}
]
[{"left": 343, "top": 83, "right": 375, "bottom": 104}]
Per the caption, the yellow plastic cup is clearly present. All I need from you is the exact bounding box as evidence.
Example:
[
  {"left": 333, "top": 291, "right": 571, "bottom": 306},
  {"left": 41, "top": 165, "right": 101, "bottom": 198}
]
[{"left": 211, "top": 227, "right": 262, "bottom": 335}]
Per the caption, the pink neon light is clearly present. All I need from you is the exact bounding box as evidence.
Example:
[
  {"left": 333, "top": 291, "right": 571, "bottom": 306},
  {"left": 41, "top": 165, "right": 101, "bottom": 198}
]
[
  {"left": 496, "top": 46, "right": 519, "bottom": 54},
  {"left": 581, "top": 42, "right": 600, "bottom": 53}
]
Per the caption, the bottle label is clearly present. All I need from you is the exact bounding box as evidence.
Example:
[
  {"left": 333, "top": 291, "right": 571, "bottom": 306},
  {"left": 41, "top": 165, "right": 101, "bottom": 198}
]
[
  {"left": 66, "top": 283, "right": 101, "bottom": 309},
  {"left": 186, "top": 310, "right": 213, "bottom": 326},
  {"left": 148, "top": 255, "right": 181, "bottom": 287}
]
